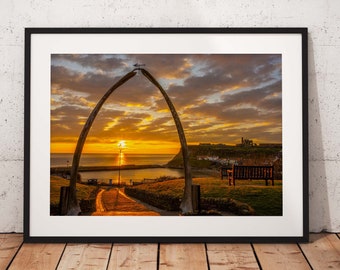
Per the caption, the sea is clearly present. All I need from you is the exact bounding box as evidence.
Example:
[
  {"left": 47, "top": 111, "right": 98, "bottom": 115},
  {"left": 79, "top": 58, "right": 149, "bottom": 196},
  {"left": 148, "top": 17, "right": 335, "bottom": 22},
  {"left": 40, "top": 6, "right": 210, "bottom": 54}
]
[{"left": 51, "top": 153, "right": 183, "bottom": 184}]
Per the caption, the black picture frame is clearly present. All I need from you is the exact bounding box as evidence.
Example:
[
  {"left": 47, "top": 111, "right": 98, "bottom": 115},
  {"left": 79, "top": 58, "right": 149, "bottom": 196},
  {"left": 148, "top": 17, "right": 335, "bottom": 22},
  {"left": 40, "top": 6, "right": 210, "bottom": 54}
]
[{"left": 24, "top": 28, "right": 308, "bottom": 243}]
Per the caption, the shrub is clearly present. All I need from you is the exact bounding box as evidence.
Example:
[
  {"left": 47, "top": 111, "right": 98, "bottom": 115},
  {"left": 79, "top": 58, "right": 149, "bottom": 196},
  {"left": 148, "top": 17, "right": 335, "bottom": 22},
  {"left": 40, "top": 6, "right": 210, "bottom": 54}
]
[
  {"left": 125, "top": 186, "right": 254, "bottom": 215},
  {"left": 125, "top": 187, "right": 181, "bottom": 211}
]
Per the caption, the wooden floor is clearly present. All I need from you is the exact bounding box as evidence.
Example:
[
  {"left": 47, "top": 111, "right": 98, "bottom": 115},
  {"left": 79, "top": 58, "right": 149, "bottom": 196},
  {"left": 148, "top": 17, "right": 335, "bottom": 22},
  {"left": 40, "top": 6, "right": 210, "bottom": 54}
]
[{"left": 0, "top": 233, "right": 339, "bottom": 269}]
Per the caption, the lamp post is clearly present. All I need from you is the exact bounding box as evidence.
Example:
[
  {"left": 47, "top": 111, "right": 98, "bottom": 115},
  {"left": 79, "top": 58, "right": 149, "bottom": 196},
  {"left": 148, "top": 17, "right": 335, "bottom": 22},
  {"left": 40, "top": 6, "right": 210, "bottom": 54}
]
[
  {"left": 118, "top": 142, "right": 123, "bottom": 187},
  {"left": 66, "top": 160, "right": 70, "bottom": 179}
]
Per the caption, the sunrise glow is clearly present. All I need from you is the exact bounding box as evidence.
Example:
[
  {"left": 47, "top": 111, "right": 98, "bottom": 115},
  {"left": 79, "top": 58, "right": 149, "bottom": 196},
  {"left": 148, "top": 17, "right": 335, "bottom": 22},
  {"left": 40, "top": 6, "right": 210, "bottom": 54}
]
[
  {"left": 50, "top": 54, "right": 282, "bottom": 154},
  {"left": 118, "top": 140, "right": 126, "bottom": 149}
]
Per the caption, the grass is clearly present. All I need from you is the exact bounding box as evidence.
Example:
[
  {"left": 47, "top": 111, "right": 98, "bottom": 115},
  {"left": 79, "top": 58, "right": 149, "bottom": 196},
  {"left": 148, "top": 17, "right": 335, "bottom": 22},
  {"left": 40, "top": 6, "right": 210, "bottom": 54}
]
[
  {"left": 131, "top": 178, "right": 282, "bottom": 216},
  {"left": 50, "top": 175, "right": 97, "bottom": 205}
]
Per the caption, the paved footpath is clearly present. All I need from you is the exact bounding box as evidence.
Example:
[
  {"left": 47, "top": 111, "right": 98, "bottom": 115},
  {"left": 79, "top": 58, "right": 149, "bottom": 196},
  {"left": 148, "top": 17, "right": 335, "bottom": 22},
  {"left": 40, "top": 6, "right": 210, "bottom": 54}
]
[{"left": 91, "top": 188, "right": 160, "bottom": 216}]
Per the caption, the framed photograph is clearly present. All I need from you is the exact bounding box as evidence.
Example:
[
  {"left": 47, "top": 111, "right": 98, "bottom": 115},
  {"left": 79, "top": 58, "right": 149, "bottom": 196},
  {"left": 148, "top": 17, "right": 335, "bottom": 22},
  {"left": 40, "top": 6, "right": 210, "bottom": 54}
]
[{"left": 24, "top": 28, "right": 308, "bottom": 242}]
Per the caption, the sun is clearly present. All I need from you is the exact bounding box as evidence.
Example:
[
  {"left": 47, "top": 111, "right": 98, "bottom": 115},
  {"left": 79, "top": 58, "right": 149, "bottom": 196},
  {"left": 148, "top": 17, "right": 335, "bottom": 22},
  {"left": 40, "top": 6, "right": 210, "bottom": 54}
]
[{"left": 118, "top": 140, "right": 126, "bottom": 148}]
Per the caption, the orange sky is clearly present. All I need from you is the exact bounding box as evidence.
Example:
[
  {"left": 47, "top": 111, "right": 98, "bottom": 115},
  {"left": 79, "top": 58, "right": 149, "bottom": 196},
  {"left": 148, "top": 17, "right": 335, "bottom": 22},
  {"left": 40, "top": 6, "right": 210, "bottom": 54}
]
[
  {"left": 51, "top": 54, "right": 282, "bottom": 154},
  {"left": 50, "top": 140, "right": 181, "bottom": 154}
]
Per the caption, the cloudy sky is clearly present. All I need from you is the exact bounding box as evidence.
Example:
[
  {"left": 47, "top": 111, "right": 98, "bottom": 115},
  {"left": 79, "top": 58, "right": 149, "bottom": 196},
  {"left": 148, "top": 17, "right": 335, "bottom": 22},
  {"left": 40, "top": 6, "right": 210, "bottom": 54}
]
[{"left": 51, "top": 54, "right": 282, "bottom": 154}]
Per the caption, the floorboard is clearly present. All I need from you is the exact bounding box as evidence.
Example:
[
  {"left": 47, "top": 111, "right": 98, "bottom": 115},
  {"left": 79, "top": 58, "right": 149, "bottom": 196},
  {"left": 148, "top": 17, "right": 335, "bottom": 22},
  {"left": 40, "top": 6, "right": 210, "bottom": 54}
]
[
  {"left": 1, "top": 233, "right": 339, "bottom": 269},
  {"left": 108, "top": 243, "right": 158, "bottom": 270},
  {"left": 207, "top": 243, "right": 259, "bottom": 270},
  {"left": 299, "top": 233, "right": 340, "bottom": 270},
  {"left": 8, "top": 243, "right": 65, "bottom": 270},
  {"left": 57, "top": 243, "right": 111, "bottom": 270},
  {"left": 159, "top": 244, "right": 208, "bottom": 270},
  {"left": 253, "top": 243, "right": 311, "bottom": 270},
  {"left": 0, "top": 234, "right": 23, "bottom": 270}
]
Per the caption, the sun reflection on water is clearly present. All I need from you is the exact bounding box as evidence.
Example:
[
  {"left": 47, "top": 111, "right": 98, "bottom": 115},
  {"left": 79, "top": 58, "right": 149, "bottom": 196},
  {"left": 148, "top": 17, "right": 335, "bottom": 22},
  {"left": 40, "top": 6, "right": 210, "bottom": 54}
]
[{"left": 118, "top": 152, "right": 126, "bottom": 166}]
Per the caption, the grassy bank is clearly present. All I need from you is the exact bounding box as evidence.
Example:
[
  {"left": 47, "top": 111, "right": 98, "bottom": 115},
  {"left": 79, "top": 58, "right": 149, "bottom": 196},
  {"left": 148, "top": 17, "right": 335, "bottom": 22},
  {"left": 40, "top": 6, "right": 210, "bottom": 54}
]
[
  {"left": 50, "top": 176, "right": 98, "bottom": 214},
  {"left": 127, "top": 178, "right": 282, "bottom": 216},
  {"left": 167, "top": 144, "right": 282, "bottom": 179}
]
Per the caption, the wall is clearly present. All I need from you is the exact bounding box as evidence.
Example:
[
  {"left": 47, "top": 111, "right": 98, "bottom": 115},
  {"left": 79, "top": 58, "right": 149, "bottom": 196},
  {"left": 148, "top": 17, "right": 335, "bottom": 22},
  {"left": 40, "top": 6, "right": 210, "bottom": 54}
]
[{"left": 0, "top": 0, "right": 339, "bottom": 232}]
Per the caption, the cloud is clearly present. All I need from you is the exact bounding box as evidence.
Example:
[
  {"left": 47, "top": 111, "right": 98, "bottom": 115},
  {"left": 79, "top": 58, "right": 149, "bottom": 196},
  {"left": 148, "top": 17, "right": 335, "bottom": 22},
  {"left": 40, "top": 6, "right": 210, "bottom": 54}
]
[
  {"left": 52, "top": 54, "right": 126, "bottom": 72},
  {"left": 51, "top": 54, "right": 282, "bottom": 151},
  {"left": 163, "top": 55, "right": 281, "bottom": 110},
  {"left": 131, "top": 54, "right": 193, "bottom": 80},
  {"left": 51, "top": 65, "right": 121, "bottom": 101},
  {"left": 220, "top": 81, "right": 282, "bottom": 111}
]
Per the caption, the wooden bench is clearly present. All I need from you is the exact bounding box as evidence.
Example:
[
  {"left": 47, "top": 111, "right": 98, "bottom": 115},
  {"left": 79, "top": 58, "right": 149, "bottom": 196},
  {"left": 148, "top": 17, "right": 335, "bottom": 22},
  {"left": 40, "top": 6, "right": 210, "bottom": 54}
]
[{"left": 221, "top": 165, "right": 274, "bottom": 186}]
